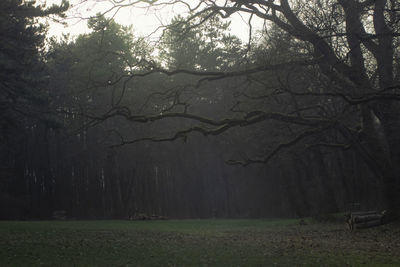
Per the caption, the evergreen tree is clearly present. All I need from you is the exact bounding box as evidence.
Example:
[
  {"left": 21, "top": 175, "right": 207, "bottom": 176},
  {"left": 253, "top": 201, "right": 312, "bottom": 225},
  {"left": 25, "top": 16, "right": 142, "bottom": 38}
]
[
  {"left": 0, "top": 0, "right": 69, "bottom": 132},
  {"left": 0, "top": 0, "right": 68, "bottom": 219}
]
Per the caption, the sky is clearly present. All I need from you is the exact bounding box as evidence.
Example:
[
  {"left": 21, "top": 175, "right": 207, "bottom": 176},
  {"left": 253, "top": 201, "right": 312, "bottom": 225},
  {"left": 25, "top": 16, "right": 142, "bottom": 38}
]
[{"left": 44, "top": 0, "right": 264, "bottom": 42}]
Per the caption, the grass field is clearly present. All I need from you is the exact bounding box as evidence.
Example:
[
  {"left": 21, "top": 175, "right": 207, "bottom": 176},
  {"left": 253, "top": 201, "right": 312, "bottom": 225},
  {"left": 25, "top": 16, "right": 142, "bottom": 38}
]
[{"left": 0, "top": 218, "right": 399, "bottom": 266}]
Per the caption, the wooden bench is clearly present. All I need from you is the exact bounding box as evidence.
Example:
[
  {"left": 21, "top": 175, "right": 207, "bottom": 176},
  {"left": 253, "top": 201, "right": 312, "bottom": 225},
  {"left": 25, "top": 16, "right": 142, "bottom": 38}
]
[{"left": 345, "top": 210, "right": 386, "bottom": 230}]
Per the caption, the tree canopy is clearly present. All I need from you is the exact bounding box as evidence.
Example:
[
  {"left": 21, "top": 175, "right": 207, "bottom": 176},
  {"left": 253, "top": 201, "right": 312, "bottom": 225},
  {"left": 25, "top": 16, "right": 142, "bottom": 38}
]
[{"left": 0, "top": 0, "right": 69, "bottom": 130}]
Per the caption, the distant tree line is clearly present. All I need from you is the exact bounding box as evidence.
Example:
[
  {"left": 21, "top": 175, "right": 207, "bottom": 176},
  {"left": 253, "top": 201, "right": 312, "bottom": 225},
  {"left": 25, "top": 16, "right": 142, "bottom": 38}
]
[{"left": 1, "top": 0, "right": 399, "bottom": 219}]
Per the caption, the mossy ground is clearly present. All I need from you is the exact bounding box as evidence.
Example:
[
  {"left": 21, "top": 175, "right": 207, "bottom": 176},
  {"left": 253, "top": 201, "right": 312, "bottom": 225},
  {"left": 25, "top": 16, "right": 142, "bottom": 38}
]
[{"left": 0, "top": 218, "right": 399, "bottom": 266}]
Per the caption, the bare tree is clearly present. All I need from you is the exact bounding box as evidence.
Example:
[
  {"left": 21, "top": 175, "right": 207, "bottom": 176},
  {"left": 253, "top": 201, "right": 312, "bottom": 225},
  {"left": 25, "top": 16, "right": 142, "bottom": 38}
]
[{"left": 74, "top": 0, "right": 400, "bottom": 211}]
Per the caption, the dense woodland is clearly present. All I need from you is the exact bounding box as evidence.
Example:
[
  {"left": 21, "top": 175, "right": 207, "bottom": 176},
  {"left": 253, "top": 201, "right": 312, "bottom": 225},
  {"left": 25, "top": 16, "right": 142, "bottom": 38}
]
[{"left": 0, "top": 0, "right": 399, "bottom": 220}]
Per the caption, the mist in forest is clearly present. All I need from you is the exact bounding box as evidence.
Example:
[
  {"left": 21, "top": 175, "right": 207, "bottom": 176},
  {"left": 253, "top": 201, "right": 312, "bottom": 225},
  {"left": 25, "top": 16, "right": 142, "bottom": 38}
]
[{"left": 1, "top": 0, "right": 400, "bottom": 220}]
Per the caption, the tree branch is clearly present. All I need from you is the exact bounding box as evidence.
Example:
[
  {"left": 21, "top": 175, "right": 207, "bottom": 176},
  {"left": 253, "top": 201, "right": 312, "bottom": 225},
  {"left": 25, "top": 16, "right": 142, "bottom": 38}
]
[{"left": 227, "top": 125, "right": 335, "bottom": 166}]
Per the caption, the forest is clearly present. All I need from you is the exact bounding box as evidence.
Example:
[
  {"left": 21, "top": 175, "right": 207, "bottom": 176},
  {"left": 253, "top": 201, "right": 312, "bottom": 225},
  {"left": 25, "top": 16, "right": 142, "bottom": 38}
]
[{"left": 1, "top": 0, "right": 400, "bottom": 221}]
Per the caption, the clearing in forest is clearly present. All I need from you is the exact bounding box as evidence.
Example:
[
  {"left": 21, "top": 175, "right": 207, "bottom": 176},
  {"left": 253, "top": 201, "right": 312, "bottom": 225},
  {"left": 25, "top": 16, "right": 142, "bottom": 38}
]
[{"left": 0, "top": 218, "right": 399, "bottom": 266}]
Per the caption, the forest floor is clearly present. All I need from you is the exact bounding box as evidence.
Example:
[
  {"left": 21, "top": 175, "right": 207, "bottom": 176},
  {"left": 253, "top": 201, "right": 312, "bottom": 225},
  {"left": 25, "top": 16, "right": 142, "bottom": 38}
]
[{"left": 0, "top": 218, "right": 399, "bottom": 266}]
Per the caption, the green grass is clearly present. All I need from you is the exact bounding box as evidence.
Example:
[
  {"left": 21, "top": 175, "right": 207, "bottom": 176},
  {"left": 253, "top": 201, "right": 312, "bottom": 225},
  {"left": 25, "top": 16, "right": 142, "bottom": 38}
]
[{"left": 0, "top": 218, "right": 399, "bottom": 266}]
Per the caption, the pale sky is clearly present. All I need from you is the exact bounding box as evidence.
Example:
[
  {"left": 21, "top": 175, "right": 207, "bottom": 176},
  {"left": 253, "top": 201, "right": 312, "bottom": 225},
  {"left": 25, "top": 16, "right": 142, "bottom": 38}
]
[{"left": 45, "top": 0, "right": 264, "bottom": 42}]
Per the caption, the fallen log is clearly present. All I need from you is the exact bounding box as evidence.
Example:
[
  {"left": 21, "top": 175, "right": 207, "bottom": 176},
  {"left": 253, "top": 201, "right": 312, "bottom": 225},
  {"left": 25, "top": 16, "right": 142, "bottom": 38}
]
[
  {"left": 351, "top": 211, "right": 379, "bottom": 216},
  {"left": 52, "top": 210, "right": 67, "bottom": 220},
  {"left": 353, "top": 219, "right": 382, "bottom": 229},
  {"left": 346, "top": 210, "right": 386, "bottom": 230},
  {"left": 353, "top": 214, "right": 383, "bottom": 224}
]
